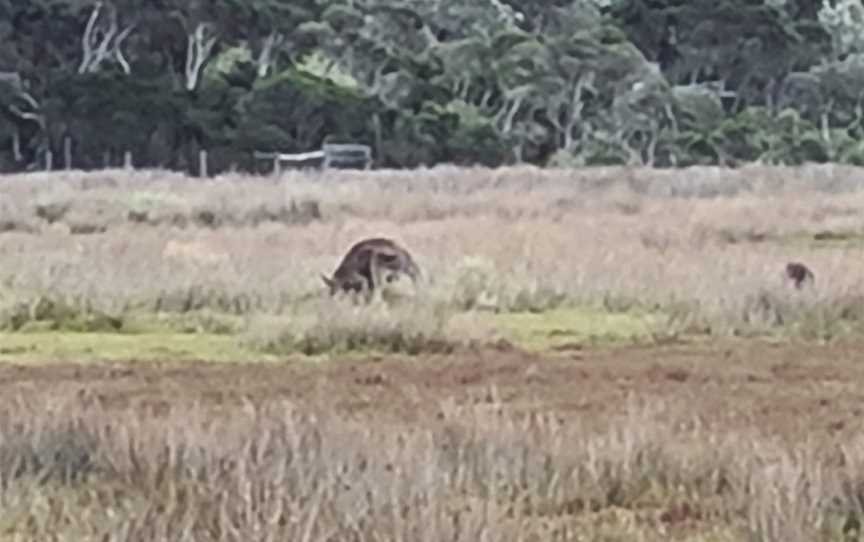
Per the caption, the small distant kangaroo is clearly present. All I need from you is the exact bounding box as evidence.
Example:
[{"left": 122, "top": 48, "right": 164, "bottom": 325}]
[
  {"left": 321, "top": 237, "right": 422, "bottom": 298},
  {"left": 785, "top": 261, "right": 815, "bottom": 289}
]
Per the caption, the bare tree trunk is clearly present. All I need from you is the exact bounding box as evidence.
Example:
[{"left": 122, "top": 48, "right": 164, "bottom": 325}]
[
  {"left": 79, "top": 2, "right": 136, "bottom": 75},
  {"left": 664, "top": 104, "right": 679, "bottom": 136},
  {"left": 123, "top": 150, "right": 133, "bottom": 170},
  {"left": 645, "top": 127, "right": 658, "bottom": 167},
  {"left": 44, "top": 149, "right": 53, "bottom": 171},
  {"left": 615, "top": 129, "right": 643, "bottom": 166},
  {"left": 185, "top": 23, "right": 217, "bottom": 91},
  {"left": 256, "top": 32, "right": 285, "bottom": 78},
  {"left": 495, "top": 96, "right": 523, "bottom": 137},
  {"left": 563, "top": 120, "right": 576, "bottom": 152},
  {"left": 731, "top": 73, "right": 752, "bottom": 113}
]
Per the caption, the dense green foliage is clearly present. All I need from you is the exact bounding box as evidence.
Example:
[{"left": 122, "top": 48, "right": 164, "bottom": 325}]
[{"left": 2, "top": 0, "right": 864, "bottom": 172}]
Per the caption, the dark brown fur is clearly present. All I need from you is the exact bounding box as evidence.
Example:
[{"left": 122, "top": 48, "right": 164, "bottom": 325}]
[
  {"left": 785, "top": 262, "right": 815, "bottom": 289},
  {"left": 321, "top": 238, "right": 421, "bottom": 297}
]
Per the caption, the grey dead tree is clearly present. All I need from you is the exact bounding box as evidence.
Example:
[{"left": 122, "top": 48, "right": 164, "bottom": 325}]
[
  {"left": 185, "top": 23, "right": 217, "bottom": 90},
  {"left": 0, "top": 72, "right": 45, "bottom": 164},
  {"left": 168, "top": 12, "right": 218, "bottom": 91},
  {"left": 254, "top": 32, "right": 285, "bottom": 78},
  {"left": 78, "top": 1, "right": 137, "bottom": 74}
]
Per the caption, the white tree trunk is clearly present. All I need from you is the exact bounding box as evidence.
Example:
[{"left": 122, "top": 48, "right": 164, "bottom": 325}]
[
  {"left": 185, "top": 23, "right": 217, "bottom": 91},
  {"left": 256, "top": 32, "right": 285, "bottom": 78},
  {"left": 79, "top": 2, "right": 135, "bottom": 75}
]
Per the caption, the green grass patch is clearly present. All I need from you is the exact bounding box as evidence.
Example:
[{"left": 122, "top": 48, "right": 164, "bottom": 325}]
[
  {"left": 0, "top": 331, "right": 279, "bottom": 364},
  {"left": 778, "top": 229, "right": 864, "bottom": 249},
  {"left": 242, "top": 299, "right": 465, "bottom": 357},
  {"left": 0, "top": 304, "right": 664, "bottom": 364},
  {"left": 490, "top": 306, "right": 660, "bottom": 351}
]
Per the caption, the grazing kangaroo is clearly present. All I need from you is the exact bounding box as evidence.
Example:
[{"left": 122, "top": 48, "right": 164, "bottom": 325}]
[
  {"left": 321, "top": 237, "right": 422, "bottom": 299},
  {"left": 785, "top": 261, "right": 815, "bottom": 289}
]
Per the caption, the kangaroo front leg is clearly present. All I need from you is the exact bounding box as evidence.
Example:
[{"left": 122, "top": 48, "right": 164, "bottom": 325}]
[{"left": 369, "top": 256, "right": 388, "bottom": 303}]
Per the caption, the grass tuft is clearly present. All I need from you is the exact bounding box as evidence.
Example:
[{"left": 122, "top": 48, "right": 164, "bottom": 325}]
[
  {"left": 243, "top": 297, "right": 483, "bottom": 356},
  {"left": 0, "top": 392, "right": 859, "bottom": 541}
]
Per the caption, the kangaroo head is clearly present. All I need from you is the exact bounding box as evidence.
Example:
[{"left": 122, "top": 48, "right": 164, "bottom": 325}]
[
  {"left": 321, "top": 274, "right": 337, "bottom": 295},
  {"left": 322, "top": 273, "right": 370, "bottom": 295}
]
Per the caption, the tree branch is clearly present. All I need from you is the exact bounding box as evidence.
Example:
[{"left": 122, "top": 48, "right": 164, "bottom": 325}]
[
  {"left": 92, "top": 7, "right": 119, "bottom": 68},
  {"left": 112, "top": 22, "right": 136, "bottom": 74},
  {"left": 0, "top": 72, "right": 39, "bottom": 110},
  {"left": 8, "top": 105, "right": 45, "bottom": 128},
  {"left": 500, "top": 95, "right": 523, "bottom": 135}
]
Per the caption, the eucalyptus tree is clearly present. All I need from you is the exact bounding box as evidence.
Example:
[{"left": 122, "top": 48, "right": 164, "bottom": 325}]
[{"left": 609, "top": 0, "right": 828, "bottom": 109}]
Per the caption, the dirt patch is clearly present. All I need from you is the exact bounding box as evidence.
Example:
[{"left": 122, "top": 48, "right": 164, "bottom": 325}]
[{"left": 2, "top": 338, "right": 863, "bottom": 440}]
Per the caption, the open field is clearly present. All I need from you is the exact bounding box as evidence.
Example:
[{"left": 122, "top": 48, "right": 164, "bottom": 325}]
[
  {"left": 2, "top": 164, "right": 864, "bottom": 540},
  {"left": 3, "top": 163, "right": 864, "bottom": 342},
  {"left": 2, "top": 339, "right": 864, "bottom": 541}
]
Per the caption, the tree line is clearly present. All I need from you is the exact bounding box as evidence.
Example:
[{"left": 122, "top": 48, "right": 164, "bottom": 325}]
[{"left": 2, "top": 0, "right": 864, "bottom": 174}]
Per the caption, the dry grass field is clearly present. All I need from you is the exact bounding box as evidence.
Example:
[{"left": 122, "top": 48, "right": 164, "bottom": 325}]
[{"left": 2, "top": 164, "right": 864, "bottom": 540}]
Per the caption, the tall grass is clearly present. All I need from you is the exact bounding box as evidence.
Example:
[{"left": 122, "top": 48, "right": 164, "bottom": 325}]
[
  {"left": 0, "top": 390, "right": 861, "bottom": 541},
  {"left": 2, "top": 164, "right": 864, "bottom": 345}
]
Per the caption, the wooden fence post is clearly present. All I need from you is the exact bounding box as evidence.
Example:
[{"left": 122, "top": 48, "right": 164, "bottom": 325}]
[
  {"left": 123, "top": 150, "right": 133, "bottom": 170},
  {"left": 44, "top": 149, "right": 53, "bottom": 171},
  {"left": 372, "top": 113, "right": 382, "bottom": 169},
  {"left": 199, "top": 149, "right": 208, "bottom": 178},
  {"left": 63, "top": 136, "right": 72, "bottom": 170},
  {"left": 11, "top": 128, "right": 22, "bottom": 161}
]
